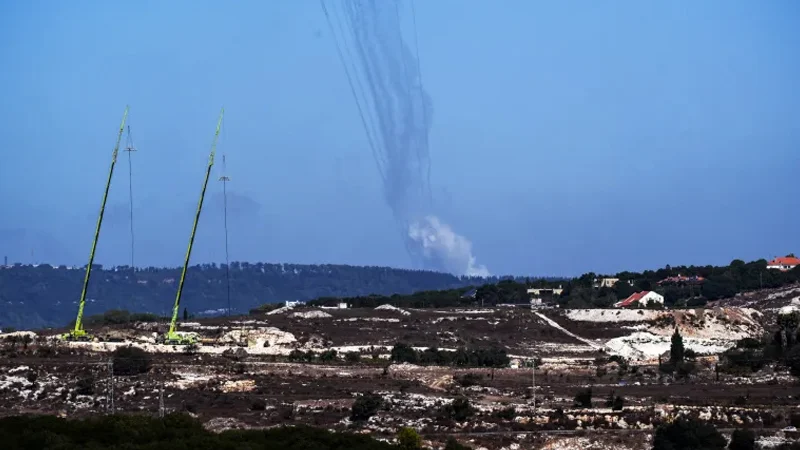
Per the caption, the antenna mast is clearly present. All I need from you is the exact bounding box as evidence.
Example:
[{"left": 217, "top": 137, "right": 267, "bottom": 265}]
[
  {"left": 124, "top": 125, "right": 137, "bottom": 268},
  {"left": 219, "top": 154, "right": 232, "bottom": 317}
]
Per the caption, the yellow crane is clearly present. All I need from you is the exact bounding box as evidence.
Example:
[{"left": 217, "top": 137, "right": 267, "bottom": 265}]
[
  {"left": 157, "top": 108, "right": 224, "bottom": 345},
  {"left": 62, "top": 106, "right": 129, "bottom": 341}
]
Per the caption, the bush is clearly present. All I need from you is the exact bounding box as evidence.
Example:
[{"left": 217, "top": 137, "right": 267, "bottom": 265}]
[
  {"left": 111, "top": 346, "right": 151, "bottom": 376},
  {"left": 351, "top": 392, "right": 383, "bottom": 421},
  {"left": 653, "top": 417, "right": 726, "bottom": 450},
  {"left": 345, "top": 352, "right": 361, "bottom": 363},
  {"left": 396, "top": 427, "right": 421, "bottom": 449},
  {"left": 728, "top": 429, "right": 756, "bottom": 450},
  {"left": 496, "top": 406, "right": 516, "bottom": 420},
  {"left": 444, "top": 437, "right": 472, "bottom": 450},
  {"left": 250, "top": 398, "right": 267, "bottom": 411},
  {"left": 574, "top": 388, "right": 592, "bottom": 408},
  {"left": 440, "top": 397, "right": 474, "bottom": 421},
  {"left": 75, "top": 376, "right": 94, "bottom": 396}
]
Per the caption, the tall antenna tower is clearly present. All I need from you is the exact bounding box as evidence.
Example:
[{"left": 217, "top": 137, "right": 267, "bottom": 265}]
[
  {"left": 219, "top": 154, "right": 232, "bottom": 316},
  {"left": 124, "top": 125, "right": 137, "bottom": 268}
]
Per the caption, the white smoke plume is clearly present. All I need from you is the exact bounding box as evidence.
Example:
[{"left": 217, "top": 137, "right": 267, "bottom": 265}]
[{"left": 408, "top": 216, "right": 490, "bottom": 277}]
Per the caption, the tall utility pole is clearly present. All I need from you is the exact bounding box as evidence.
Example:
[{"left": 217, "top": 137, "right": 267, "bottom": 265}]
[
  {"left": 158, "top": 378, "right": 165, "bottom": 418},
  {"left": 219, "top": 155, "right": 232, "bottom": 317},
  {"left": 124, "top": 125, "right": 137, "bottom": 268},
  {"left": 108, "top": 359, "right": 115, "bottom": 414},
  {"left": 531, "top": 357, "right": 536, "bottom": 412}
]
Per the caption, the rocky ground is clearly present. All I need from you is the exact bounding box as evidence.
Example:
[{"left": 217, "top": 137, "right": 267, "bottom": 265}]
[{"left": 1, "top": 285, "right": 799, "bottom": 449}]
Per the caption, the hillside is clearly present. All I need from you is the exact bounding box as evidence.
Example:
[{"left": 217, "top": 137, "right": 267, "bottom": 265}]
[{"left": 0, "top": 262, "right": 486, "bottom": 330}]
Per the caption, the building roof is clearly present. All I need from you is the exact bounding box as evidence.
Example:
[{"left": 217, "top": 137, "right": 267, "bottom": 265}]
[
  {"left": 615, "top": 291, "right": 649, "bottom": 308},
  {"left": 768, "top": 256, "right": 800, "bottom": 267}
]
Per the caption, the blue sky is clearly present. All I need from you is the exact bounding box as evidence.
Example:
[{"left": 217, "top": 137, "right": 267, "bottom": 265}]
[{"left": 0, "top": 0, "right": 798, "bottom": 277}]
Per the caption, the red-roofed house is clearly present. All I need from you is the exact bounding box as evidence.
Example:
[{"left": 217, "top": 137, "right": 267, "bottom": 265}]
[
  {"left": 614, "top": 291, "right": 665, "bottom": 308},
  {"left": 767, "top": 256, "right": 800, "bottom": 272}
]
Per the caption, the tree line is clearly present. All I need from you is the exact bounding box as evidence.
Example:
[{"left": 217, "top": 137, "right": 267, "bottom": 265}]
[
  {"left": 0, "top": 262, "right": 485, "bottom": 330},
  {"left": 301, "top": 258, "right": 800, "bottom": 311}
]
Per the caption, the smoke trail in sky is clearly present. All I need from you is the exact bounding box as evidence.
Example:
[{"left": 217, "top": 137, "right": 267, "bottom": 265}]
[{"left": 321, "top": 0, "right": 489, "bottom": 276}]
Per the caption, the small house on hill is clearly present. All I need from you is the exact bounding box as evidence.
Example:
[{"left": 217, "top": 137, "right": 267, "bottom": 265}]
[
  {"left": 767, "top": 256, "right": 800, "bottom": 272},
  {"left": 614, "top": 291, "right": 664, "bottom": 308}
]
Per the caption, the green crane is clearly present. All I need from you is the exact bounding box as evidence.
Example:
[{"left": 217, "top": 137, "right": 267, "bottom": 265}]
[
  {"left": 157, "top": 108, "right": 224, "bottom": 345},
  {"left": 62, "top": 106, "right": 129, "bottom": 342}
]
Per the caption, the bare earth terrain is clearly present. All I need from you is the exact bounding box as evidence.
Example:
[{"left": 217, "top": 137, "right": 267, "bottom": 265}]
[{"left": 1, "top": 285, "right": 799, "bottom": 449}]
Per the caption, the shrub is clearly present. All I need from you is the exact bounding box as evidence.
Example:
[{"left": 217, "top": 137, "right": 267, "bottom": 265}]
[
  {"left": 351, "top": 392, "right": 383, "bottom": 421},
  {"left": 250, "top": 398, "right": 267, "bottom": 411},
  {"left": 396, "top": 427, "right": 421, "bottom": 449},
  {"left": 652, "top": 417, "right": 725, "bottom": 450},
  {"left": 444, "top": 437, "right": 472, "bottom": 450},
  {"left": 111, "top": 346, "right": 151, "bottom": 376},
  {"left": 345, "top": 351, "right": 361, "bottom": 363},
  {"left": 728, "top": 429, "right": 756, "bottom": 450},
  {"left": 75, "top": 376, "right": 94, "bottom": 396},
  {"left": 496, "top": 406, "right": 516, "bottom": 420},
  {"left": 440, "top": 397, "right": 474, "bottom": 421},
  {"left": 574, "top": 388, "right": 592, "bottom": 408}
]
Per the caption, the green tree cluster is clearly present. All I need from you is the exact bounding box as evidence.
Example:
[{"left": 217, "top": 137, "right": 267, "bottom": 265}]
[
  {"left": 0, "top": 262, "right": 480, "bottom": 329},
  {"left": 0, "top": 414, "right": 397, "bottom": 450},
  {"left": 390, "top": 343, "right": 510, "bottom": 368}
]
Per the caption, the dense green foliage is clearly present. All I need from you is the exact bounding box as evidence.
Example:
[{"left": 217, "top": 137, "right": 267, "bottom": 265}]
[
  {"left": 0, "top": 413, "right": 397, "bottom": 450},
  {"left": 0, "top": 262, "right": 481, "bottom": 329},
  {"left": 652, "top": 417, "right": 726, "bottom": 450},
  {"left": 306, "top": 258, "right": 800, "bottom": 311}
]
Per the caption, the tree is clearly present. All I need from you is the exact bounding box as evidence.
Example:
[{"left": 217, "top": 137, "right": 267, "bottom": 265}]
[
  {"left": 653, "top": 417, "right": 726, "bottom": 450},
  {"left": 183, "top": 307, "right": 188, "bottom": 321},
  {"left": 574, "top": 388, "right": 592, "bottom": 408},
  {"left": 670, "top": 328, "right": 685, "bottom": 364},
  {"left": 728, "top": 429, "right": 756, "bottom": 450},
  {"left": 396, "top": 427, "right": 421, "bottom": 450},
  {"left": 351, "top": 392, "right": 383, "bottom": 421},
  {"left": 111, "top": 346, "right": 151, "bottom": 376},
  {"left": 440, "top": 397, "right": 474, "bottom": 421}
]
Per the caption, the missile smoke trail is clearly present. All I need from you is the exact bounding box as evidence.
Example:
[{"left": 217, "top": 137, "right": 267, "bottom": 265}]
[{"left": 321, "top": 0, "right": 489, "bottom": 277}]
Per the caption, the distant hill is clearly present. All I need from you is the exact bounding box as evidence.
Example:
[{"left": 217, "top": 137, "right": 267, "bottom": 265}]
[{"left": 0, "top": 262, "right": 492, "bottom": 330}]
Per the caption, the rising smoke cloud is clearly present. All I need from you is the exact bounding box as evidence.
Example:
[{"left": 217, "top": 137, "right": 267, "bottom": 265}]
[
  {"left": 408, "top": 216, "right": 489, "bottom": 277},
  {"left": 323, "top": 0, "right": 489, "bottom": 276}
]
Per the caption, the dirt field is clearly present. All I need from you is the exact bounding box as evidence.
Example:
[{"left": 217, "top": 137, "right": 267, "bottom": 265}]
[{"left": 1, "top": 289, "right": 799, "bottom": 449}]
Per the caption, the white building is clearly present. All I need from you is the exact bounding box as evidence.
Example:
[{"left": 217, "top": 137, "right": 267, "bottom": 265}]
[{"left": 614, "top": 291, "right": 664, "bottom": 308}]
